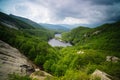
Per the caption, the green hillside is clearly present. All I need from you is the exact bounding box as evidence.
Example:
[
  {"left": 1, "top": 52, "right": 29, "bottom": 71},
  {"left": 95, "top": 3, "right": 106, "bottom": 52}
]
[
  {"left": 62, "top": 21, "right": 120, "bottom": 52},
  {"left": 62, "top": 27, "right": 91, "bottom": 44},
  {"left": 55, "top": 21, "right": 120, "bottom": 79},
  {"left": 0, "top": 12, "right": 120, "bottom": 80}
]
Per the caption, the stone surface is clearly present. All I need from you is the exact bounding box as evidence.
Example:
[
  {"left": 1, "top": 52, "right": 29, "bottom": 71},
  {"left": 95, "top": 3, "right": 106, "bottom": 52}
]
[
  {"left": 0, "top": 40, "right": 34, "bottom": 80},
  {"left": 91, "top": 69, "right": 112, "bottom": 80},
  {"left": 106, "top": 56, "right": 119, "bottom": 62},
  {"left": 30, "top": 70, "right": 52, "bottom": 80}
]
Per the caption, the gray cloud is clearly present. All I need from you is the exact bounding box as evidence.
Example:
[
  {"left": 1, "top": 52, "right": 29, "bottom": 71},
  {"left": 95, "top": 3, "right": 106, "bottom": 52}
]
[
  {"left": 89, "top": 0, "right": 120, "bottom": 5},
  {"left": 0, "top": 0, "right": 120, "bottom": 25}
]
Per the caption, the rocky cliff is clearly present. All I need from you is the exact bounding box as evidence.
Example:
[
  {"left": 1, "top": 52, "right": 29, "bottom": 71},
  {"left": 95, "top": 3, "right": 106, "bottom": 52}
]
[{"left": 0, "top": 40, "right": 34, "bottom": 80}]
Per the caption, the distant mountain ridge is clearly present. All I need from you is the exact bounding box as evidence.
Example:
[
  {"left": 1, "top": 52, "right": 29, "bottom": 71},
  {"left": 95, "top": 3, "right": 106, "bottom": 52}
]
[
  {"left": 9, "top": 14, "right": 70, "bottom": 31},
  {"left": 40, "top": 23, "right": 70, "bottom": 31}
]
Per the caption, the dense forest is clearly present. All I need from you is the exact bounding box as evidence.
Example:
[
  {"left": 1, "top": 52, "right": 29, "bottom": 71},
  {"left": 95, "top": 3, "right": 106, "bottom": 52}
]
[{"left": 0, "top": 12, "right": 120, "bottom": 80}]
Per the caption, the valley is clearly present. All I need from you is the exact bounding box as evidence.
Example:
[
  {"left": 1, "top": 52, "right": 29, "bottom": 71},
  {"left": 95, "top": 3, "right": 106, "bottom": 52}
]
[{"left": 0, "top": 12, "right": 120, "bottom": 80}]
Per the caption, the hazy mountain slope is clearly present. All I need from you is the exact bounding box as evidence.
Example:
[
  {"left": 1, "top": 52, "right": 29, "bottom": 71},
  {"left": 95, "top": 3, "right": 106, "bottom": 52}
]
[
  {"left": 40, "top": 23, "right": 69, "bottom": 31},
  {"left": 0, "top": 12, "right": 54, "bottom": 41},
  {"left": 10, "top": 14, "right": 44, "bottom": 29},
  {"left": 0, "top": 12, "right": 34, "bottom": 29}
]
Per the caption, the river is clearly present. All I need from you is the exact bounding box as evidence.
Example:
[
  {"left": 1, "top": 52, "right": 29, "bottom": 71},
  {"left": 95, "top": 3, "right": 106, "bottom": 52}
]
[{"left": 48, "top": 34, "right": 72, "bottom": 47}]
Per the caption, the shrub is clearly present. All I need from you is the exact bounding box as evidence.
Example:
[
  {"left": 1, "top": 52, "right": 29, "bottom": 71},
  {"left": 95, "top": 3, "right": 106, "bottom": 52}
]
[{"left": 8, "top": 73, "right": 32, "bottom": 80}]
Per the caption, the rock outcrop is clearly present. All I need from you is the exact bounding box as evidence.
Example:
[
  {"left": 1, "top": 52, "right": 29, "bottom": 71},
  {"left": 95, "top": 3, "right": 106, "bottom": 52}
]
[
  {"left": 0, "top": 40, "right": 34, "bottom": 80},
  {"left": 30, "top": 70, "right": 53, "bottom": 80},
  {"left": 91, "top": 69, "right": 112, "bottom": 80},
  {"left": 106, "top": 56, "right": 119, "bottom": 62}
]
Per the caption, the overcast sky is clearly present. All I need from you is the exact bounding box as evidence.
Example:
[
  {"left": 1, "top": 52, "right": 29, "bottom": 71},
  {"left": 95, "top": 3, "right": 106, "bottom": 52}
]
[{"left": 0, "top": 0, "right": 120, "bottom": 25}]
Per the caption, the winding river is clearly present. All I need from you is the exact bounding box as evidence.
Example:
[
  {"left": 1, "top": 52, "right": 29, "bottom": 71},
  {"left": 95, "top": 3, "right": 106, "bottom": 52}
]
[{"left": 48, "top": 34, "right": 72, "bottom": 47}]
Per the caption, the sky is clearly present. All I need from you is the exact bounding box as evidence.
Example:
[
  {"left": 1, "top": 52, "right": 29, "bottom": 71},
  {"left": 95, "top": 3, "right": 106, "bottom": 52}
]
[{"left": 0, "top": 0, "right": 120, "bottom": 26}]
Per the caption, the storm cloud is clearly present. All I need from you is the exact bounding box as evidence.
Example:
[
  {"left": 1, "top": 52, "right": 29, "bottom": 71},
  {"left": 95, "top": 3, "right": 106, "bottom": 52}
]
[{"left": 0, "top": 0, "right": 120, "bottom": 25}]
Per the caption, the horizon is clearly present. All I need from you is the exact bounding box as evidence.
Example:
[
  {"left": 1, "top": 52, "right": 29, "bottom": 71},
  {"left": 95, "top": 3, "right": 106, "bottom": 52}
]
[{"left": 0, "top": 0, "right": 120, "bottom": 27}]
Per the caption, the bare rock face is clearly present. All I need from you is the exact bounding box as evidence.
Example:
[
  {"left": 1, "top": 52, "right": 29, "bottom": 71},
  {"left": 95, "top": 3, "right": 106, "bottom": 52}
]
[
  {"left": 0, "top": 40, "right": 34, "bottom": 80},
  {"left": 106, "top": 56, "right": 119, "bottom": 62},
  {"left": 92, "top": 30, "right": 101, "bottom": 35},
  {"left": 91, "top": 69, "right": 112, "bottom": 80}
]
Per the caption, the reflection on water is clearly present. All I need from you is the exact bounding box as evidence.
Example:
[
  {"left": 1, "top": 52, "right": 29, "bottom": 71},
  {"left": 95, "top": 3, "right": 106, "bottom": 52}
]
[{"left": 48, "top": 34, "right": 72, "bottom": 47}]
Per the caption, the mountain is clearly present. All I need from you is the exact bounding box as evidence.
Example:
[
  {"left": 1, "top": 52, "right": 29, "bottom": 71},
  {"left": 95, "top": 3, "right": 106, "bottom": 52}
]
[
  {"left": 0, "top": 12, "right": 34, "bottom": 29},
  {"left": 40, "top": 23, "right": 69, "bottom": 31},
  {"left": 9, "top": 14, "right": 44, "bottom": 29},
  {"left": 0, "top": 12, "right": 54, "bottom": 41}
]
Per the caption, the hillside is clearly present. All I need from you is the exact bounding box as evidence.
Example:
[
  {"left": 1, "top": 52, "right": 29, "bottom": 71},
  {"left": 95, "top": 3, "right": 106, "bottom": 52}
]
[
  {"left": 0, "top": 12, "right": 34, "bottom": 29},
  {"left": 58, "top": 21, "right": 120, "bottom": 79},
  {"left": 0, "top": 12, "right": 54, "bottom": 41},
  {"left": 62, "top": 26, "right": 91, "bottom": 44},
  {"left": 62, "top": 21, "right": 120, "bottom": 52},
  {"left": 10, "top": 14, "right": 45, "bottom": 29}
]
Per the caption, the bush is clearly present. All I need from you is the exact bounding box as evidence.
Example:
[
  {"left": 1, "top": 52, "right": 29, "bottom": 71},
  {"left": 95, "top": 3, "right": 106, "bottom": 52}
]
[{"left": 8, "top": 73, "right": 32, "bottom": 80}]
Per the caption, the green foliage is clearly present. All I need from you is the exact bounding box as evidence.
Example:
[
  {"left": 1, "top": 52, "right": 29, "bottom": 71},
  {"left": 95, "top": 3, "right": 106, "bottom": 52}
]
[
  {"left": 91, "top": 76, "right": 101, "bottom": 80},
  {"left": 43, "top": 59, "right": 55, "bottom": 72},
  {"left": 58, "top": 70, "right": 90, "bottom": 80},
  {"left": 62, "top": 27, "right": 90, "bottom": 44},
  {"left": 8, "top": 73, "right": 32, "bottom": 80},
  {"left": 21, "top": 29, "right": 54, "bottom": 41}
]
